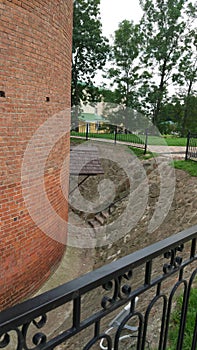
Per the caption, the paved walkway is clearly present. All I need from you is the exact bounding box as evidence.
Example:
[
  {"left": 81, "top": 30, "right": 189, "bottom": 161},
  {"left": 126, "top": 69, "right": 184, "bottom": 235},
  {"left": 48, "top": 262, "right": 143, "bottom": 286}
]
[
  {"left": 71, "top": 136, "right": 186, "bottom": 159},
  {"left": 147, "top": 145, "right": 186, "bottom": 159}
]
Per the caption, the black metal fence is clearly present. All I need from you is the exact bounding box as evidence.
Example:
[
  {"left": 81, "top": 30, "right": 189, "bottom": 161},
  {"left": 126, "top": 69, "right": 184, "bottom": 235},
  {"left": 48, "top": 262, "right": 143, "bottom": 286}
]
[
  {"left": 71, "top": 123, "right": 148, "bottom": 154},
  {"left": 185, "top": 132, "right": 197, "bottom": 161},
  {"left": 0, "top": 225, "right": 196, "bottom": 350}
]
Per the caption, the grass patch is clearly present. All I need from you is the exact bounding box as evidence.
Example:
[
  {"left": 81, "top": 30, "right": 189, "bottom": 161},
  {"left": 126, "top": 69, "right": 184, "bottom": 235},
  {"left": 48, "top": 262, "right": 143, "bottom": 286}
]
[
  {"left": 172, "top": 160, "right": 197, "bottom": 177},
  {"left": 147, "top": 136, "right": 187, "bottom": 146},
  {"left": 128, "top": 146, "right": 155, "bottom": 159},
  {"left": 168, "top": 287, "right": 197, "bottom": 350},
  {"left": 164, "top": 137, "right": 187, "bottom": 146},
  {"left": 70, "top": 137, "right": 86, "bottom": 146}
]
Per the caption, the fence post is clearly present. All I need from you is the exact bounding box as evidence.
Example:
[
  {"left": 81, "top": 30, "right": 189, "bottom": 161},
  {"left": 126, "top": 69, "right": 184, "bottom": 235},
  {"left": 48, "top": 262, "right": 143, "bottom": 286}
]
[
  {"left": 114, "top": 126, "right": 117, "bottom": 144},
  {"left": 185, "top": 131, "right": 190, "bottom": 161},
  {"left": 144, "top": 129, "right": 148, "bottom": 155},
  {"left": 86, "top": 123, "right": 89, "bottom": 141}
]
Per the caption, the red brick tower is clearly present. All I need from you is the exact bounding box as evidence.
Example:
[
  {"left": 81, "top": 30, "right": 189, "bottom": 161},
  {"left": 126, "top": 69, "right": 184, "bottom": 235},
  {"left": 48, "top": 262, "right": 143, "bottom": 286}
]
[{"left": 0, "top": 0, "right": 72, "bottom": 310}]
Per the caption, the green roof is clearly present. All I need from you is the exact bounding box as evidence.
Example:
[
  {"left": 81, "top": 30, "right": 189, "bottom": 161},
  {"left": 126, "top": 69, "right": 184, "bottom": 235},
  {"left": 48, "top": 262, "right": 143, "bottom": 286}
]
[{"left": 78, "top": 113, "right": 108, "bottom": 123}]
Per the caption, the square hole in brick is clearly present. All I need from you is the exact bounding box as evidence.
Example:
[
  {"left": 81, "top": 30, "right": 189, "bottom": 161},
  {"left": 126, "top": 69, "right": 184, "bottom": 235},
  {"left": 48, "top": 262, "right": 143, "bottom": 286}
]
[{"left": 0, "top": 91, "right": 5, "bottom": 97}]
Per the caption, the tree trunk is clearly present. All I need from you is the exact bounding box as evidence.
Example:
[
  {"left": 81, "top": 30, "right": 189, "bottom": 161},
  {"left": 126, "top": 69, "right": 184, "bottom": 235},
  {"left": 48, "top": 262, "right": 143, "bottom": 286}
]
[
  {"left": 181, "top": 79, "right": 193, "bottom": 137},
  {"left": 152, "top": 59, "right": 167, "bottom": 127}
]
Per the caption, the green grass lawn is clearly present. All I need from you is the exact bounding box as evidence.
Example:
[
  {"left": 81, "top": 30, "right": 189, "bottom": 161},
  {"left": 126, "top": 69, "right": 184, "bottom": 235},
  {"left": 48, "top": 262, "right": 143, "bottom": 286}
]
[
  {"left": 70, "top": 137, "right": 86, "bottom": 145},
  {"left": 164, "top": 137, "right": 187, "bottom": 146},
  {"left": 172, "top": 160, "right": 197, "bottom": 177},
  {"left": 147, "top": 136, "right": 187, "bottom": 146},
  {"left": 168, "top": 287, "right": 197, "bottom": 350}
]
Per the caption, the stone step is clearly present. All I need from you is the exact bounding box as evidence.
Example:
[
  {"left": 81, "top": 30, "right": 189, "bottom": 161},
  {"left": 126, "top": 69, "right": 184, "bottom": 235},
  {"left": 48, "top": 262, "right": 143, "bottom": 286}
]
[
  {"left": 83, "top": 196, "right": 129, "bottom": 228},
  {"left": 87, "top": 219, "right": 99, "bottom": 228},
  {"left": 94, "top": 214, "right": 105, "bottom": 225},
  {"left": 100, "top": 210, "right": 109, "bottom": 219}
]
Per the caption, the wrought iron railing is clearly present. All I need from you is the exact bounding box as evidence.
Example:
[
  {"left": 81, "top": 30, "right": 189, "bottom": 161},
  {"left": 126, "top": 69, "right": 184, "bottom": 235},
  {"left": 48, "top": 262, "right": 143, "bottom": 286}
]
[
  {"left": 185, "top": 132, "right": 197, "bottom": 161},
  {"left": 71, "top": 123, "right": 148, "bottom": 154},
  {"left": 0, "top": 225, "right": 196, "bottom": 350}
]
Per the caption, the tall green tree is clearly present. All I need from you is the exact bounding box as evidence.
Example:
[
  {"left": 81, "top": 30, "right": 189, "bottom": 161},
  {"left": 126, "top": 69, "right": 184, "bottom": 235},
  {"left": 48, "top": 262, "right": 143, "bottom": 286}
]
[
  {"left": 105, "top": 20, "right": 142, "bottom": 129},
  {"left": 173, "top": 28, "right": 197, "bottom": 135},
  {"left": 72, "top": 0, "right": 109, "bottom": 107},
  {"left": 139, "top": 0, "right": 196, "bottom": 127},
  {"left": 158, "top": 97, "right": 184, "bottom": 133},
  {"left": 183, "top": 95, "right": 197, "bottom": 133},
  {"left": 107, "top": 20, "right": 141, "bottom": 109}
]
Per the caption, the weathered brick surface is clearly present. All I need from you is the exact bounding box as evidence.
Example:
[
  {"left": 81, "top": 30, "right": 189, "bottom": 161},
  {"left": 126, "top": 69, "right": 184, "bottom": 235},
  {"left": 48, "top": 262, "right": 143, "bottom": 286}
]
[{"left": 0, "top": 0, "right": 72, "bottom": 310}]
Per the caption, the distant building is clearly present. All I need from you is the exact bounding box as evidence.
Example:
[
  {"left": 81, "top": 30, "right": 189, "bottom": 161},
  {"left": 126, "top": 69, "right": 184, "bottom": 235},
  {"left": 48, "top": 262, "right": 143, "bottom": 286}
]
[{"left": 78, "top": 112, "right": 109, "bottom": 133}]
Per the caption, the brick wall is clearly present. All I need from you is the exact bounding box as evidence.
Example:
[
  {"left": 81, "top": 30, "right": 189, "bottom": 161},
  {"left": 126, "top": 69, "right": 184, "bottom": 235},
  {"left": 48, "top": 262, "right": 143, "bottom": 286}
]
[{"left": 0, "top": 0, "right": 73, "bottom": 310}]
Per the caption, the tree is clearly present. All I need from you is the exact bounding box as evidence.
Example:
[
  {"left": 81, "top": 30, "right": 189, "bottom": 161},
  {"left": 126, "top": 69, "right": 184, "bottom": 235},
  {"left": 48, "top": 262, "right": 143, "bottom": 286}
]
[
  {"left": 183, "top": 95, "right": 197, "bottom": 133},
  {"left": 104, "top": 20, "right": 142, "bottom": 129},
  {"left": 72, "top": 0, "right": 109, "bottom": 107},
  {"left": 138, "top": 0, "right": 196, "bottom": 127},
  {"left": 157, "top": 92, "right": 197, "bottom": 135},
  {"left": 107, "top": 20, "right": 141, "bottom": 109},
  {"left": 157, "top": 98, "right": 184, "bottom": 134},
  {"left": 173, "top": 28, "right": 197, "bottom": 135}
]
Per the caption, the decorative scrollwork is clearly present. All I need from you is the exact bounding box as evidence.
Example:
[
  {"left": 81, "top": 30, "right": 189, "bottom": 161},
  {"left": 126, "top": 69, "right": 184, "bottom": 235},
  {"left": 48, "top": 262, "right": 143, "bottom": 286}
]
[
  {"left": 0, "top": 333, "right": 10, "bottom": 348},
  {"left": 0, "top": 329, "right": 22, "bottom": 350},
  {"left": 101, "top": 295, "right": 114, "bottom": 310},
  {"left": 119, "top": 270, "right": 132, "bottom": 300},
  {"left": 32, "top": 332, "right": 47, "bottom": 346},
  {"left": 163, "top": 244, "right": 184, "bottom": 274},
  {"left": 21, "top": 314, "right": 47, "bottom": 349},
  {"left": 103, "top": 280, "right": 113, "bottom": 291},
  {"left": 33, "top": 315, "right": 47, "bottom": 329},
  {"left": 0, "top": 327, "right": 47, "bottom": 350},
  {"left": 101, "top": 271, "right": 133, "bottom": 310},
  {"left": 102, "top": 278, "right": 119, "bottom": 309},
  {"left": 121, "top": 284, "right": 131, "bottom": 297},
  {"left": 123, "top": 270, "right": 133, "bottom": 281}
]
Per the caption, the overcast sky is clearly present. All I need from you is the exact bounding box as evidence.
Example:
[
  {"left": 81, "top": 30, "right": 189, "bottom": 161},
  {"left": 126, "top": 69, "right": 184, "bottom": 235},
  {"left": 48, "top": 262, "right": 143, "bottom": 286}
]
[
  {"left": 100, "top": 0, "right": 143, "bottom": 39},
  {"left": 94, "top": 0, "right": 143, "bottom": 85}
]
